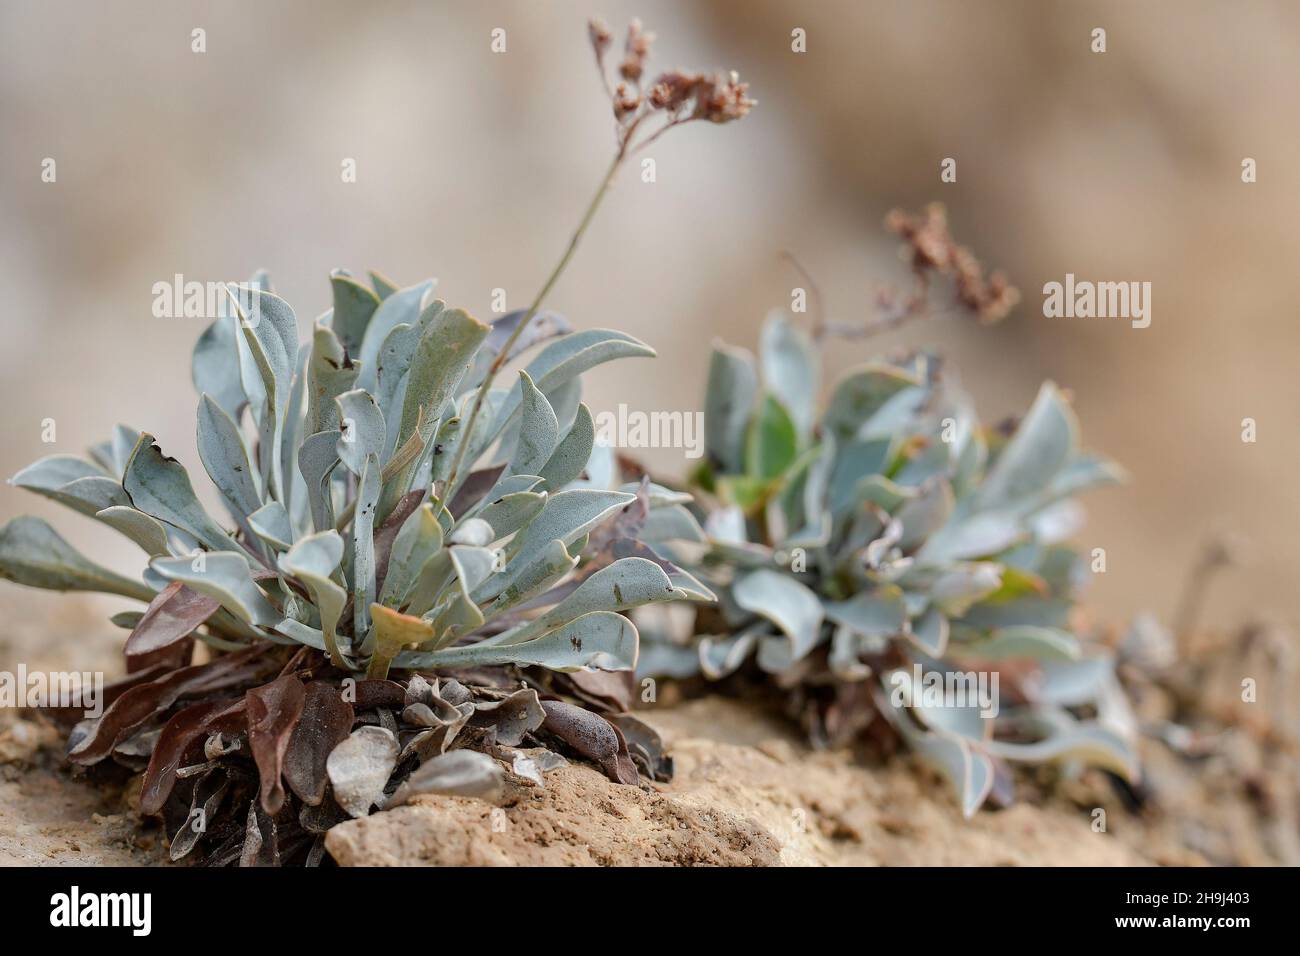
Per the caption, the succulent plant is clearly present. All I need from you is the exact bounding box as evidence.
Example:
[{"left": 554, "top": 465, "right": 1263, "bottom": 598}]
[
  {"left": 0, "top": 270, "right": 716, "bottom": 862},
  {"left": 634, "top": 310, "right": 1140, "bottom": 816},
  {"left": 2, "top": 272, "right": 712, "bottom": 677}
]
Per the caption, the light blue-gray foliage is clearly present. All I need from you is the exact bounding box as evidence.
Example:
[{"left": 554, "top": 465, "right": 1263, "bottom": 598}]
[
  {"left": 638, "top": 309, "right": 1138, "bottom": 816},
  {"left": 1, "top": 270, "right": 709, "bottom": 680}
]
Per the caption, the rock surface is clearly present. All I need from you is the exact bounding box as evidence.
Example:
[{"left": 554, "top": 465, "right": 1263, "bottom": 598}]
[{"left": 324, "top": 698, "right": 1147, "bottom": 867}]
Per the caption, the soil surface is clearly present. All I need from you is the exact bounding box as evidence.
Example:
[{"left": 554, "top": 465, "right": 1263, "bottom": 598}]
[{"left": 1, "top": 599, "right": 1292, "bottom": 867}]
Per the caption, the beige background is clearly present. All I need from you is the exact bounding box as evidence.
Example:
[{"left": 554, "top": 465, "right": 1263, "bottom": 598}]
[{"left": 1, "top": 0, "right": 1296, "bottom": 652}]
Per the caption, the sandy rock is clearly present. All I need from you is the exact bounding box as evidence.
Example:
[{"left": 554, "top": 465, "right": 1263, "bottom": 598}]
[
  {"left": 325, "top": 759, "right": 781, "bottom": 866},
  {"left": 325, "top": 698, "right": 1149, "bottom": 867}
]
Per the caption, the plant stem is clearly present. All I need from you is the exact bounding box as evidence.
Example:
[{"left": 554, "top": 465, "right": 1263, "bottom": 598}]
[{"left": 442, "top": 147, "right": 628, "bottom": 497}]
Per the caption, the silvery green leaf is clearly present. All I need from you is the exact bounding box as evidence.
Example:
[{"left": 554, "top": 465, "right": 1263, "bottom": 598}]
[
  {"left": 909, "top": 607, "right": 949, "bottom": 656},
  {"left": 640, "top": 504, "right": 706, "bottom": 544},
  {"left": 371, "top": 321, "right": 423, "bottom": 457},
  {"left": 895, "top": 479, "right": 955, "bottom": 551},
  {"left": 509, "top": 371, "right": 559, "bottom": 477},
  {"left": 229, "top": 287, "right": 299, "bottom": 500},
  {"left": 490, "top": 330, "right": 656, "bottom": 445},
  {"left": 197, "top": 394, "right": 263, "bottom": 521},
  {"left": 151, "top": 551, "right": 280, "bottom": 626},
  {"left": 402, "top": 549, "right": 454, "bottom": 618},
  {"left": 427, "top": 547, "right": 498, "bottom": 646},
  {"left": 1034, "top": 655, "right": 1115, "bottom": 706},
  {"left": 905, "top": 724, "right": 994, "bottom": 819},
  {"left": 958, "top": 596, "right": 1071, "bottom": 631},
  {"left": 497, "top": 557, "right": 688, "bottom": 646},
  {"left": 545, "top": 375, "right": 583, "bottom": 435},
  {"left": 272, "top": 618, "right": 327, "bottom": 651},
  {"left": 384, "top": 307, "right": 488, "bottom": 518},
  {"left": 824, "top": 364, "right": 921, "bottom": 441},
  {"left": 399, "top": 610, "right": 637, "bottom": 672},
  {"left": 567, "top": 441, "right": 615, "bottom": 491},
  {"left": 87, "top": 440, "right": 115, "bottom": 475},
  {"left": 666, "top": 563, "right": 716, "bottom": 602},
  {"left": 111, "top": 611, "right": 145, "bottom": 630},
  {"left": 875, "top": 677, "right": 993, "bottom": 817},
  {"left": 733, "top": 569, "right": 823, "bottom": 667},
  {"left": 351, "top": 454, "right": 381, "bottom": 648},
  {"left": 426, "top": 414, "right": 462, "bottom": 487},
  {"left": 829, "top": 625, "right": 875, "bottom": 680},
  {"left": 975, "top": 382, "right": 1077, "bottom": 511},
  {"left": 704, "top": 504, "right": 747, "bottom": 545},
  {"left": 893, "top": 438, "right": 950, "bottom": 487},
  {"left": 760, "top": 310, "right": 818, "bottom": 435},
  {"left": 861, "top": 384, "right": 931, "bottom": 440},
  {"left": 447, "top": 517, "right": 494, "bottom": 547},
  {"left": 377, "top": 505, "right": 443, "bottom": 608},
  {"left": 616, "top": 481, "right": 693, "bottom": 507},
  {"left": 483, "top": 490, "right": 633, "bottom": 601},
  {"left": 329, "top": 272, "right": 381, "bottom": 357},
  {"left": 283, "top": 346, "right": 309, "bottom": 526},
  {"left": 928, "top": 562, "right": 1003, "bottom": 616},
  {"left": 356, "top": 280, "right": 435, "bottom": 394},
  {"left": 10, "top": 455, "right": 108, "bottom": 506},
  {"left": 477, "top": 491, "right": 546, "bottom": 541},
  {"left": 248, "top": 502, "right": 294, "bottom": 551},
  {"left": 192, "top": 315, "right": 247, "bottom": 421},
  {"left": 369, "top": 269, "right": 399, "bottom": 300},
  {"left": 827, "top": 438, "right": 892, "bottom": 514},
  {"left": 447, "top": 389, "right": 507, "bottom": 491},
  {"left": 106, "top": 425, "right": 144, "bottom": 479},
  {"left": 387, "top": 750, "right": 504, "bottom": 807},
  {"left": 1030, "top": 498, "right": 1084, "bottom": 544},
  {"left": 95, "top": 506, "right": 171, "bottom": 557},
  {"left": 298, "top": 430, "right": 341, "bottom": 533},
  {"left": 1041, "top": 453, "right": 1125, "bottom": 505},
  {"left": 699, "top": 626, "right": 763, "bottom": 679},
  {"left": 279, "top": 530, "right": 348, "bottom": 666},
  {"left": 334, "top": 389, "right": 386, "bottom": 477},
  {"left": 960, "top": 625, "right": 1081, "bottom": 662},
  {"left": 478, "top": 308, "right": 573, "bottom": 376},
  {"left": 37, "top": 475, "right": 130, "bottom": 518},
  {"left": 704, "top": 342, "right": 757, "bottom": 473},
  {"left": 915, "top": 512, "right": 1023, "bottom": 565},
  {"left": 123, "top": 434, "right": 241, "bottom": 553},
  {"left": 0, "top": 516, "right": 153, "bottom": 601},
  {"left": 824, "top": 586, "right": 907, "bottom": 638},
  {"left": 745, "top": 394, "right": 799, "bottom": 481},
  {"left": 393, "top": 305, "right": 482, "bottom": 447},
  {"left": 982, "top": 719, "right": 1137, "bottom": 780},
  {"left": 305, "top": 322, "right": 359, "bottom": 434},
  {"left": 327, "top": 725, "right": 399, "bottom": 818},
  {"left": 476, "top": 538, "right": 576, "bottom": 620}
]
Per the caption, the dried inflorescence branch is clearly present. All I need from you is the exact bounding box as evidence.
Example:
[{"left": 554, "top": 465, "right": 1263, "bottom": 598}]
[
  {"left": 808, "top": 204, "right": 1021, "bottom": 343},
  {"left": 879, "top": 203, "right": 1020, "bottom": 327},
  {"left": 588, "top": 17, "right": 756, "bottom": 154},
  {"left": 444, "top": 19, "right": 753, "bottom": 496}
]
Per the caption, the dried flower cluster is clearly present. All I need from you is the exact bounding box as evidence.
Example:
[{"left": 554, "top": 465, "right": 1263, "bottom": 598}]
[
  {"left": 880, "top": 203, "right": 1021, "bottom": 327},
  {"left": 588, "top": 17, "right": 755, "bottom": 152}
]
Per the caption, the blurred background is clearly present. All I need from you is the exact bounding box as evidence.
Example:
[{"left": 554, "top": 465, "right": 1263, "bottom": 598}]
[{"left": 1, "top": 0, "right": 1297, "bottom": 658}]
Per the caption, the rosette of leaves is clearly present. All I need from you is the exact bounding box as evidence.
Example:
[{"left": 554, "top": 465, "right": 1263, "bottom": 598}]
[
  {"left": 0, "top": 270, "right": 709, "bottom": 862},
  {"left": 636, "top": 310, "right": 1139, "bottom": 816}
]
